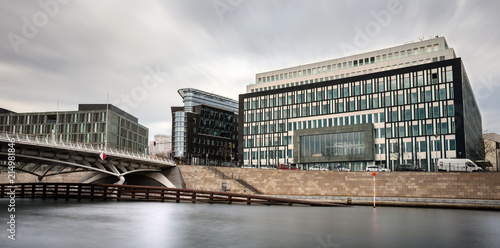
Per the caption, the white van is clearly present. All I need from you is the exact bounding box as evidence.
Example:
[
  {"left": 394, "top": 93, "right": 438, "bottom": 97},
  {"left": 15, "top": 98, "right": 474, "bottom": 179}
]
[{"left": 437, "top": 159, "right": 483, "bottom": 172}]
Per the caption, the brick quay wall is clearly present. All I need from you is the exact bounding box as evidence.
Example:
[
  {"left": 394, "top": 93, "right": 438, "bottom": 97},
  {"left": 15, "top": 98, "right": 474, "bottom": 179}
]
[{"left": 179, "top": 165, "right": 500, "bottom": 200}]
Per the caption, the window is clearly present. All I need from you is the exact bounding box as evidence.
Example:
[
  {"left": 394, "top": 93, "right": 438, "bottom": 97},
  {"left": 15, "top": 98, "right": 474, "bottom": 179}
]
[
  {"left": 380, "top": 128, "right": 385, "bottom": 138},
  {"left": 425, "top": 91, "right": 432, "bottom": 102},
  {"left": 411, "top": 93, "right": 417, "bottom": 104},
  {"left": 392, "top": 111, "right": 398, "bottom": 122},
  {"left": 433, "top": 106, "right": 439, "bottom": 118},
  {"left": 417, "top": 75, "right": 424, "bottom": 86},
  {"left": 372, "top": 97, "right": 379, "bottom": 108},
  {"left": 404, "top": 77, "right": 410, "bottom": 88},
  {"left": 412, "top": 125, "right": 419, "bottom": 136},
  {"left": 378, "top": 81, "right": 384, "bottom": 92},
  {"left": 419, "top": 108, "right": 425, "bottom": 119},
  {"left": 420, "top": 141, "right": 426, "bottom": 152},
  {"left": 448, "top": 105, "right": 454, "bottom": 116},
  {"left": 446, "top": 71, "right": 453, "bottom": 82},
  {"left": 391, "top": 79, "right": 397, "bottom": 90},
  {"left": 449, "top": 139, "right": 456, "bottom": 150},
  {"left": 441, "top": 123, "right": 448, "bottom": 134},
  {"left": 405, "top": 110, "right": 411, "bottom": 120},
  {"left": 426, "top": 124, "right": 433, "bottom": 135},
  {"left": 406, "top": 142, "right": 413, "bottom": 153}
]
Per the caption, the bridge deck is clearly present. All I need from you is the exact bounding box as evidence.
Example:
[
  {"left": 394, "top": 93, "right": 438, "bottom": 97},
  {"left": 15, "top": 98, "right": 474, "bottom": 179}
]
[{"left": 0, "top": 183, "right": 346, "bottom": 207}]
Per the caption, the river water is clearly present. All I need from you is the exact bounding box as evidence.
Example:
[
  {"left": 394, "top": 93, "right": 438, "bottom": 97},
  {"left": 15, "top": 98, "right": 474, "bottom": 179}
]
[{"left": 1, "top": 199, "right": 500, "bottom": 248}]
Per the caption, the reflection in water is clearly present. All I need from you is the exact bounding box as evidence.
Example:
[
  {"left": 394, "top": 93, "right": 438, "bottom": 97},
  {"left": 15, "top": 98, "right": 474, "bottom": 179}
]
[{"left": 1, "top": 199, "right": 500, "bottom": 248}]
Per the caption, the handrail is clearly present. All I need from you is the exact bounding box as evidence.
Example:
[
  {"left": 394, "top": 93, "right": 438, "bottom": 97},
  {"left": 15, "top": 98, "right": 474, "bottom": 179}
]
[
  {"left": 0, "top": 131, "right": 176, "bottom": 165},
  {"left": 0, "top": 183, "right": 345, "bottom": 207}
]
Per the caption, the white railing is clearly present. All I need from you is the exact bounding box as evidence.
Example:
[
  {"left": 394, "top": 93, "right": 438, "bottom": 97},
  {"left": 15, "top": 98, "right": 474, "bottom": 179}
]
[{"left": 0, "top": 131, "right": 175, "bottom": 166}]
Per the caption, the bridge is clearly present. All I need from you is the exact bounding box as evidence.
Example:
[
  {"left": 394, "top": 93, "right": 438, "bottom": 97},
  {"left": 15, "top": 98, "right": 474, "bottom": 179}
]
[{"left": 0, "top": 132, "right": 179, "bottom": 187}]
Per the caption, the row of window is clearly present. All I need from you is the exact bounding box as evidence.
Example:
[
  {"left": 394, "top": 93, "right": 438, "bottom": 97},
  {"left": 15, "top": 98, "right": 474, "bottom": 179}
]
[
  {"left": 246, "top": 68, "right": 453, "bottom": 110},
  {"left": 244, "top": 91, "right": 454, "bottom": 124},
  {"left": 244, "top": 149, "right": 293, "bottom": 160},
  {"left": 374, "top": 139, "right": 456, "bottom": 154},
  {"left": 0, "top": 112, "right": 107, "bottom": 126},
  {"left": 256, "top": 44, "right": 443, "bottom": 85}
]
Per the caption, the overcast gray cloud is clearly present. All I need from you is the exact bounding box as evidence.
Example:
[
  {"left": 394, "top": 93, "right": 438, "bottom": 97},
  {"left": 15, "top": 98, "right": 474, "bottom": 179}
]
[{"left": 1, "top": 0, "right": 500, "bottom": 139}]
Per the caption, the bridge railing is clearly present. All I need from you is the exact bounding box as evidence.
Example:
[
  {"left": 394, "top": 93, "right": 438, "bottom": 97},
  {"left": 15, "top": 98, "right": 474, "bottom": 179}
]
[{"left": 0, "top": 131, "right": 175, "bottom": 165}]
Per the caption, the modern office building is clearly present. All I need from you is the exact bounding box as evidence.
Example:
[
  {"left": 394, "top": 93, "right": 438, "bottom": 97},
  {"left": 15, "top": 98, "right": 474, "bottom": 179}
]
[
  {"left": 171, "top": 88, "right": 238, "bottom": 165},
  {"left": 0, "top": 104, "right": 149, "bottom": 153},
  {"left": 239, "top": 36, "right": 483, "bottom": 171},
  {"left": 149, "top": 134, "right": 172, "bottom": 157}
]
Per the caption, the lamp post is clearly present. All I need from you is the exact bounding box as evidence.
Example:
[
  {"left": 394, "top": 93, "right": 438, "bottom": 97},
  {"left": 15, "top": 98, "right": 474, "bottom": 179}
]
[
  {"left": 206, "top": 153, "right": 208, "bottom": 166},
  {"left": 433, "top": 133, "right": 439, "bottom": 172}
]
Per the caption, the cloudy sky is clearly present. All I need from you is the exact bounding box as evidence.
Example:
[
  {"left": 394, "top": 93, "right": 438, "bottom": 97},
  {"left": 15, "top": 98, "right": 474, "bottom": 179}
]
[{"left": 1, "top": 0, "right": 499, "bottom": 139}]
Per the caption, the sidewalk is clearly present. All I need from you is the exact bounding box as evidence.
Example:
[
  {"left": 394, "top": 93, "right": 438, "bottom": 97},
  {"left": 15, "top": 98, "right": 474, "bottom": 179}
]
[{"left": 264, "top": 195, "right": 500, "bottom": 210}]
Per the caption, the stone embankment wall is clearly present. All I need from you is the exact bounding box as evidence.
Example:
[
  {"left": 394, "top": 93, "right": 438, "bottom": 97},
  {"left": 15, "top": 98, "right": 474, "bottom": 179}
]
[
  {"left": 179, "top": 165, "right": 500, "bottom": 200},
  {"left": 178, "top": 166, "right": 255, "bottom": 194}
]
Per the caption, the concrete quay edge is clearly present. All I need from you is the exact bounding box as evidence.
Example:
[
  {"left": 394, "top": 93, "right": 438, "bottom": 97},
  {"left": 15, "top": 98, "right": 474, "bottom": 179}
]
[{"left": 262, "top": 195, "right": 500, "bottom": 210}]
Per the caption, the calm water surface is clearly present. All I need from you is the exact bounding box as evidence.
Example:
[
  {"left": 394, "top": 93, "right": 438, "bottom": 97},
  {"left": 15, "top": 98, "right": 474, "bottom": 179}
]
[{"left": 1, "top": 199, "right": 500, "bottom": 248}]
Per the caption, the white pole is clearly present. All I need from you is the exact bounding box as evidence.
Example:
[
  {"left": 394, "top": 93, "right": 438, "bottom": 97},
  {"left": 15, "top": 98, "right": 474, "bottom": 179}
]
[{"left": 373, "top": 172, "right": 376, "bottom": 208}]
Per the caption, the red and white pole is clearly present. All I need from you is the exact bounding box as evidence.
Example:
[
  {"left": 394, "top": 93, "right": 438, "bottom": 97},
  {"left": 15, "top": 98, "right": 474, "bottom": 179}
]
[{"left": 372, "top": 172, "right": 376, "bottom": 208}]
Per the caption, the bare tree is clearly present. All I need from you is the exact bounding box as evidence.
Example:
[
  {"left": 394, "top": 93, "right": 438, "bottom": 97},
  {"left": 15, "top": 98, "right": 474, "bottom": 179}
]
[
  {"left": 153, "top": 151, "right": 171, "bottom": 160},
  {"left": 390, "top": 142, "right": 406, "bottom": 169},
  {"left": 345, "top": 146, "right": 363, "bottom": 171}
]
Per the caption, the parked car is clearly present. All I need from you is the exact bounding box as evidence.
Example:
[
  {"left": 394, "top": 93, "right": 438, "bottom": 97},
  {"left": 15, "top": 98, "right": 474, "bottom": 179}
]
[
  {"left": 221, "top": 162, "right": 237, "bottom": 167},
  {"left": 365, "top": 165, "right": 390, "bottom": 172},
  {"left": 394, "top": 164, "right": 425, "bottom": 171},
  {"left": 335, "top": 165, "right": 351, "bottom": 171}
]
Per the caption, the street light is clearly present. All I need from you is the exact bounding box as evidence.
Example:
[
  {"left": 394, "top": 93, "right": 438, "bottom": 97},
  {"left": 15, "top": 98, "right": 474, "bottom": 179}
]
[
  {"left": 433, "top": 133, "right": 439, "bottom": 172},
  {"left": 206, "top": 153, "right": 208, "bottom": 166}
]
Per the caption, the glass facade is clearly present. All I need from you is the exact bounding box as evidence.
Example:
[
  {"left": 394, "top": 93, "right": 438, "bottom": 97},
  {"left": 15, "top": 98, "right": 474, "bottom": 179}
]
[
  {"left": 172, "top": 88, "right": 239, "bottom": 165},
  {"left": 300, "top": 131, "right": 365, "bottom": 158},
  {"left": 240, "top": 57, "right": 482, "bottom": 171}
]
